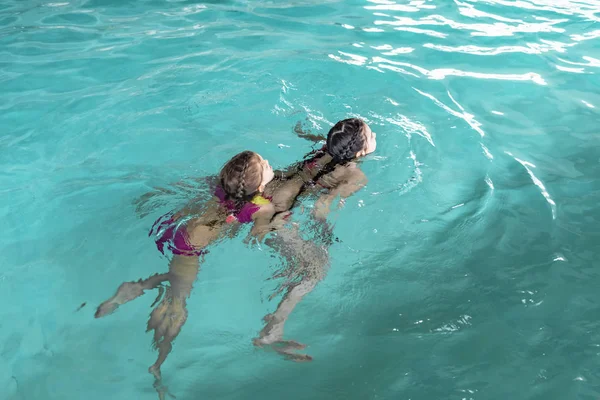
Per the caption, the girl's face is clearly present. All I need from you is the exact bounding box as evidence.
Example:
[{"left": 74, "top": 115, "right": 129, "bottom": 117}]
[
  {"left": 357, "top": 123, "right": 377, "bottom": 157},
  {"left": 257, "top": 154, "right": 274, "bottom": 191}
]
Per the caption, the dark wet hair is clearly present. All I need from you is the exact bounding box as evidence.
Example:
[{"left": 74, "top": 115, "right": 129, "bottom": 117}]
[
  {"left": 307, "top": 118, "right": 367, "bottom": 184},
  {"left": 326, "top": 118, "right": 367, "bottom": 162},
  {"left": 219, "top": 151, "right": 263, "bottom": 209}
]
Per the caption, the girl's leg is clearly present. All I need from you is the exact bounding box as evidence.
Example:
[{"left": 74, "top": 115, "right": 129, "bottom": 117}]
[
  {"left": 95, "top": 273, "right": 169, "bottom": 318},
  {"left": 254, "top": 277, "right": 319, "bottom": 361},
  {"left": 145, "top": 255, "right": 199, "bottom": 399},
  {"left": 256, "top": 227, "right": 329, "bottom": 361}
]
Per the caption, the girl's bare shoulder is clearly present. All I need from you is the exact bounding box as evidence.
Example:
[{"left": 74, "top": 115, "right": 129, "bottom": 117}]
[{"left": 319, "top": 162, "right": 362, "bottom": 187}]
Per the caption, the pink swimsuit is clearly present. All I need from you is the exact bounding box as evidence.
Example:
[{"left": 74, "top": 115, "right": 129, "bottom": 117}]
[{"left": 150, "top": 186, "right": 267, "bottom": 256}]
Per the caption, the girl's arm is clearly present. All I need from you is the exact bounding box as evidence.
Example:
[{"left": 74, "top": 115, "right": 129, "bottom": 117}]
[
  {"left": 250, "top": 203, "right": 291, "bottom": 242},
  {"left": 250, "top": 169, "right": 315, "bottom": 241},
  {"left": 293, "top": 121, "right": 326, "bottom": 143},
  {"left": 268, "top": 174, "right": 307, "bottom": 213},
  {"left": 314, "top": 165, "right": 368, "bottom": 220}
]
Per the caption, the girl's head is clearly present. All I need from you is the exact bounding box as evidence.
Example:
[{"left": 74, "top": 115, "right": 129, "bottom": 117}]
[
  {"left": 326, "top": 118, "right": 376, "bottom": 161},
  {"left": 219, "top": 151, "right": 274, "bottom": 202}
]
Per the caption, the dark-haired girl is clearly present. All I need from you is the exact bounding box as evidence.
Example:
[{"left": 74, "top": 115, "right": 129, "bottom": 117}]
[{"left": 255, "top": 118, "right": 377, "bottom": 353}]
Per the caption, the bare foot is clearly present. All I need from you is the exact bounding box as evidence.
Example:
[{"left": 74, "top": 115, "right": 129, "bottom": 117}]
[
  {"left": 271, "top": 340, "right": 306, "bottom": 351},
  {"left": 253, "top": 338, "right": 312, "bottom": 362},
  {"left": 253, "top": 319, "right": 312, "bottom": 362},
  {"left": 150, "top": 368, "right": 176, "bottom": 400},
  {"left": 273, "top": 340, "right": 312, "bottom": 362},
  {"left": 95, "top": 282, "right": 144, "bottom": 318},
  {"left": 282, "top": 352, "right": 313, "bottom": 362},
  {"left": 254, "top": 314, "right": 283, "bottom": 344}
]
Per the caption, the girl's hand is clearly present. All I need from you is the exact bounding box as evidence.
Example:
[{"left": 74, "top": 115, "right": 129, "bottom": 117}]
[
  {"left": 270, "top": 211, "right": 292, "bottom": 230},
  {"left": 313, "top": 196, "right": 332, "bottom": 221}
]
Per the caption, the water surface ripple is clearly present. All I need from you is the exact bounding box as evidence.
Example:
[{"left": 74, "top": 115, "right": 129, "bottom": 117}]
[{"left": 1, "top": 0, "right": 600, "bottom": 399}]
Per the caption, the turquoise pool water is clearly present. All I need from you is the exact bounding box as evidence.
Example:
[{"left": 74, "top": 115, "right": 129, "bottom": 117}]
[{"left": 2, "top": 0, "right": 600, "bottom": 399}]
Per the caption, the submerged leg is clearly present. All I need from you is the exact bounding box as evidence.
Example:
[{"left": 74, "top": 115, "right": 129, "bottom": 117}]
[
  {"left": 256, "top": 227, "right": 329, "bottom": 361},
  {"left": 95, "top": 273, "right": 169, "bottom": 318},
  {"left": 254, "top": 277, "right": 319, "bottom": 361},
  {"left": 144, "top": 255, "right": 200, "bottom": 399},
  {"left": 146, "top": 289, "right": 188, "bottom": 397}
]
